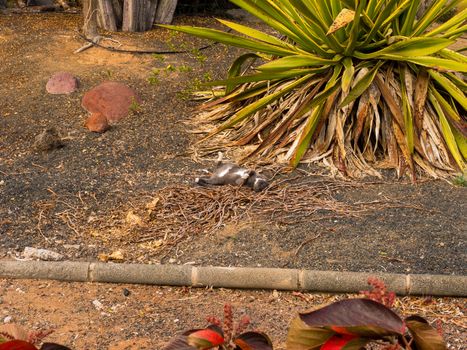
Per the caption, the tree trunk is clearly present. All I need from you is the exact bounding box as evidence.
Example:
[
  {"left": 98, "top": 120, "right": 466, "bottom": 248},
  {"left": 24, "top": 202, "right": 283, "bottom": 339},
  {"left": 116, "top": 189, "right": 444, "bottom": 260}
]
[
  {"left": 82, "top": 0, "right": 178, "bottom": 33},
  {"left": 111, "top": 0, "right": 123, "bottom": 28},
  {"left": 155, "top": 0, "right": 177, "bottom": 24},
  {"left": 145, "top": 0, "right": 158, "bottom": 28},
  {"left": 122, "top": 0, "right": 141, "bottom": 31},
  {"left": 98, "top": 0, "right": 118, "bottom": 31},
  {"left": 82, "top": 0, "right": 99, "bottom": 38}
]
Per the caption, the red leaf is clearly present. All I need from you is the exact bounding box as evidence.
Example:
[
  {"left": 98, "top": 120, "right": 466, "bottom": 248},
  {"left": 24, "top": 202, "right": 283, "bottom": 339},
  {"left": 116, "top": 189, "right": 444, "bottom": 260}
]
[
  {"left": 0, "top": 340, "right": 38, "bottom": 350},
  {"left": 321, "top": 335, "right": 356, "bottom": 350},
  {"left": 234, "top": 332, "right": 273, "bottom": 350},
  {"left": 188, "top": 328, "right": 224, "bottom": 348},
  {"left": 164, "top": 326, "right": 225, "bottom": 350},
  {"left": 299, "top": 299, "right": 405, "bottom": 338}
]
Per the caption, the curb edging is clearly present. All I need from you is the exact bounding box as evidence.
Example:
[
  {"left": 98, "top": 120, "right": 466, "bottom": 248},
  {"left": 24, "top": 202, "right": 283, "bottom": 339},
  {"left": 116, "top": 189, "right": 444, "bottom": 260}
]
[{"left": 1, "top": 261, "right": 466, "bottom": 296}]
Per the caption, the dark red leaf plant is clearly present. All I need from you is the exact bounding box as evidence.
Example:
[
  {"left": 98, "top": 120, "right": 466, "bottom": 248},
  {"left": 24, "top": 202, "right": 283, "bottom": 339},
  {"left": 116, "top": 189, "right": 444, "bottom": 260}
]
[
  {"left": 286, "top": 277, "right": 447, "bottom": 350},
  {"left": 0, "top": 324, "right": 71, "bottom": 350},
  {"left": 163, "top": 303, "right": 273, "bottom": 350}
]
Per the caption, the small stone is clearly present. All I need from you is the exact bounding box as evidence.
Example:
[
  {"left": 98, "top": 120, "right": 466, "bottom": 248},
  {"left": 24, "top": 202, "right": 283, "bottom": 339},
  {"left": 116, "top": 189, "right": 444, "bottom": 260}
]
[
  {"left": 22, "top": 247, "right": 64, "bottom": 261},
  {"left": 84, "top": 112, "right": 110, "bottom": 133},
  {"left": 168, "top": 258, "right": 177, "bottom": 264},
  {"left": 123, "top": 288, "right": 130, "bottom": 297},
  {"left": 33, "top": 127, "right": 64, "bottom": 152},
  {"left": 92, "top": 299, "right": 104, "bottom": 310},
  {"left": 46, "top": 71, "right": 79, "bottom": 94},
  {"left": 3, "top": 316, "right": 12, "bottom": 323}
]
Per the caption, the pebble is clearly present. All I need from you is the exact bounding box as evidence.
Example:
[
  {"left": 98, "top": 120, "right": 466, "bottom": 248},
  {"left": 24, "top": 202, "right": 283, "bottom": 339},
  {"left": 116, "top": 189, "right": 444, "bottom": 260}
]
[
  {"left": 92, "top": 299, "right": 104, "bottom": 310},
  {"left": 3, "top": 316, "right": 12, "bottom": 323},
  {"left": 123, "top": 288, "right": 130, "bottom": 297},
  {"left": 22, "top": 247, "right": 64, "bottom": 261}
]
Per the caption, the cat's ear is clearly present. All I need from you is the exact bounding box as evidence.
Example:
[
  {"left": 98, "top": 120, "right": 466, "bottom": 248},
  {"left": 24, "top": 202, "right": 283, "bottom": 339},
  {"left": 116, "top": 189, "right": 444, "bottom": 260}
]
[{"left": 216, "top": 152, "right": 224, "bottom": 166}]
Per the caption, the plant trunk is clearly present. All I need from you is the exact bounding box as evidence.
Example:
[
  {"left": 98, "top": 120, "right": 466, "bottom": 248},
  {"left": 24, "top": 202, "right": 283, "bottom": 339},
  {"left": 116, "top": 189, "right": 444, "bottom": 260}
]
[
  {"left": 82, "top": 0, "right": 178, "bottom": 33},
  {"left": 98, "top": 0, "right": 118, "bottom": 31},
  {"left": 82, "top": 0, "right": 99, "bottom": 38},
  {"left": 154, "top": 0, "right": 177, "bottom": 24}
]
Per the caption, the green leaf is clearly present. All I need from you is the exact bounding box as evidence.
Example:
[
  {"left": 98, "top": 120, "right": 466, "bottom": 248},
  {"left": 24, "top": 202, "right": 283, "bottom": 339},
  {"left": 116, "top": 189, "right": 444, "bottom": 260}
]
[
  {"left": 400, "top": 0, "right": 421, "bottom": 36},
  {"left": 159, "top": 25, "right": 296, "bottom": 57},
  {"left": 430, "top": 92, "right": 465, "bottom": 169},
  {"left": 414, "top": 0, "right": 464, "bottom": 36},
  {"left": 359, "top": 0, "right": 400, "bottom": 46},
  {"left": 405, "top": 316, "right": 447, "bottom": 350},
  {"left": 429, "top": 70, "right": 467, "bottom": 110},
  {"left": 384, "top": 56, "right": 467, "bottom": 72},
  {"left": 290, "top": 104, "right": 325, "bottom": 168},
  {"left": 208, "top": 68, "right": 325, "bottom": 88},
  {"left": 219, "top": 75, "right": 312, "bottom": 131},
  {"left": 344, "top": 0, "right": 367, "bottom": 55},
  {"left": 341, "top": 57, "right": 354, "bottom": 93},
  {"left": 426, "top": 7, "right": 467, "bottom": 37},
  {"left": 226, "top": 53, "right": 261, "bottom": 94},
  {"left": 216, "top": 18, "right": 292, "bottom": 48},
  {"left": 340, "top": 61, "right": 383, "bottom": 107},
  {"left": 355, "top": 38, "right": 454, "bottom": 59},
  {"left": 257, "top": 55, "right": 340, "bottom": 72}
]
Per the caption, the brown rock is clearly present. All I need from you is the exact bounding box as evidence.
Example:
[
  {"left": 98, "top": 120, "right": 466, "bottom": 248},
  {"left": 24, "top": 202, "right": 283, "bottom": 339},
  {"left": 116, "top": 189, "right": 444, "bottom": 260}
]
[
  {"left": 82, "top": 82, "right": 141, "bottom": 123},
  {"left": 33, "top": 127, "right": 64, "bottom": 152},
  {"left": 85, "top": 112, "right": 110, "bottom": 133},
  {"left": 46, "top": 72, "right": 79, "bottom": 94}
]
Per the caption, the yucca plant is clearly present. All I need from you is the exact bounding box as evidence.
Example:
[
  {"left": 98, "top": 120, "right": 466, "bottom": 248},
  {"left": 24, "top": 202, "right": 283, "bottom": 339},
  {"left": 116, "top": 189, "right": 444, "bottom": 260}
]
[{"left": 162, "top": 0, "right": 466, "bottom": 179}]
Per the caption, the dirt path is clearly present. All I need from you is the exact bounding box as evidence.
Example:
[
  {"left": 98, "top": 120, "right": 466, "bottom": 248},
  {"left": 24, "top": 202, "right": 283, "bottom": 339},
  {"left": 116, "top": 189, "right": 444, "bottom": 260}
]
[{"left": 1, "top": 279, "right": 466, "bottom": 349}]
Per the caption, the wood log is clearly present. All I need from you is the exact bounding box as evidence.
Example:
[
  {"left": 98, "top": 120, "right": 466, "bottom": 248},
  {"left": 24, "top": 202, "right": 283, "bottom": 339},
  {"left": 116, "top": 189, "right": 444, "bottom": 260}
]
[{"left": 154, "top": 0, "right": 177, "bottom": 24}]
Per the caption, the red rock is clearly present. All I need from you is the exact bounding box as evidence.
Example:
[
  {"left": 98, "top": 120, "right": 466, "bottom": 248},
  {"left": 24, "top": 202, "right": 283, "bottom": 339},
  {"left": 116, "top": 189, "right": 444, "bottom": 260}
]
[
  {"left": 81, "top": 81, "right": 141, "bottom": 123},
  {"left": 85, "top": 112, "right": 110, "bottom": 133},
  {"left": 46, "top": 72, "right": 79, "bottom": 94}
]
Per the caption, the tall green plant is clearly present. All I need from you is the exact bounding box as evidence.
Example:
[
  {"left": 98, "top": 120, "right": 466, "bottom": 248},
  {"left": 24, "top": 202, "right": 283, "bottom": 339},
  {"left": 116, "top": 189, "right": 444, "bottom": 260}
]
[{"left": 162, "top": 0, "right": 466, "bottom": 179}]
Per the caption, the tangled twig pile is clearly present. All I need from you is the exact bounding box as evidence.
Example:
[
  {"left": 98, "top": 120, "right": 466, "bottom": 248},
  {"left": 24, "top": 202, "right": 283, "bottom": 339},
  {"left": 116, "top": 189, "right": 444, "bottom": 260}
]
[{"left": 103, "top": 179, "right": 418, "bottom": 255}]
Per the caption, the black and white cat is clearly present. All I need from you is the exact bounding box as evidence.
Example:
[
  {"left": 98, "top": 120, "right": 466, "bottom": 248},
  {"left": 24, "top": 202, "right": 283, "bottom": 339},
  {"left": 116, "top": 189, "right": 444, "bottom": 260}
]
[{"left": 195, "top": 154, "right": 269, "bottom": 192}]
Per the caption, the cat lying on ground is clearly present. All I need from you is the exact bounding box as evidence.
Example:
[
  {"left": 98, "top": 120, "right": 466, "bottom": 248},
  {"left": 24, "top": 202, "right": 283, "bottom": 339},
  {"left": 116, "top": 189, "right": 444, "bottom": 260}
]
[{"left": 195, "top": 154, "right": 269, "bottom": 192}]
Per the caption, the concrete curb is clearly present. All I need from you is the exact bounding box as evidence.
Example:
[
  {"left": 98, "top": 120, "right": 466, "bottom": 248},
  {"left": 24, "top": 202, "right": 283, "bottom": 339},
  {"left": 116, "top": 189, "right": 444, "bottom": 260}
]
[{"left": 1, "top": 261, "right": 466, "bottom": 296}]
